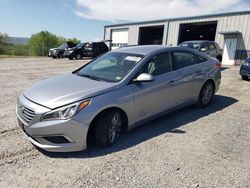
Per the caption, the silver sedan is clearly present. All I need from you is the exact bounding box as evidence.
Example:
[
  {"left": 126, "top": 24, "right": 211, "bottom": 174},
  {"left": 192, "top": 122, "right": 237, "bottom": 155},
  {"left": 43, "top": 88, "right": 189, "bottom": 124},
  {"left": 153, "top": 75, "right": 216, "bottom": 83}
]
[{"left": 16, "top": 45, "right": 221, "bottom": 152}]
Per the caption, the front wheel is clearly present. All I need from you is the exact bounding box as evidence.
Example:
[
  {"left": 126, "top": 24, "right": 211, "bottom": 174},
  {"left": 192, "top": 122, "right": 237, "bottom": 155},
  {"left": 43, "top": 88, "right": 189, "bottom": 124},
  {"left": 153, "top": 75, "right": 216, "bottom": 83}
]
[
  {"left": 95, "top": 110, "right": 123, "bottom": 147},
  {"left": 197, "top": 81, "right": 215, "bottom": 107}
]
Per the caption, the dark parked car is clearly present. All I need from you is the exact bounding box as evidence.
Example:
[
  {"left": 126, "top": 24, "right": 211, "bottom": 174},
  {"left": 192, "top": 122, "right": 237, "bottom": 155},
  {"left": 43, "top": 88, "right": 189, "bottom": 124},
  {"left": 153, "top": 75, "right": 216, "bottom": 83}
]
[
  {"left": 63, "top": 42, "right": 109, "bottom": 60},
  {"left": 48, "top": 42, "right": 76, "bottom": 58},
  {"left": 179, "top": 41, "right": 223, "bottom": 62},
  {"left": 240, "top": 57, "right": 250, "bottom": 80},
  {"left": 83, "top": 42, "right": 109, "bottom": 58},
  {"left": 63, "top": 43, "right": 86, "bottom": 60}
]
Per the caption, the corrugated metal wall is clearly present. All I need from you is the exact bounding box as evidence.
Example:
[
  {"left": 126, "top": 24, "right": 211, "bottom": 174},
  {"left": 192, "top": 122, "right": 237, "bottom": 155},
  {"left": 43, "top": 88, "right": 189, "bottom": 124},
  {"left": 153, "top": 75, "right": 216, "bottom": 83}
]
[
  {"left": 167, "top": 13, "right": 250, "bottom": 63},
  {"left": 104, "top": 12, "right": 250, "bottom": 64},
  {"left": 105, "top": 21, "right": 167, "bottom": 46}
]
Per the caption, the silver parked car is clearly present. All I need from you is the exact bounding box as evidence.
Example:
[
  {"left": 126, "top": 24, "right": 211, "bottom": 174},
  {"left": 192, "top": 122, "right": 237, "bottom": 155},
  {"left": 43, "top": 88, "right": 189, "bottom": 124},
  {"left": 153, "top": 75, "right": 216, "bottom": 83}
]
[
  {"left": 179, "top": 41, "right": 223, "bottom": 62},
  {"left": 16, "top": 45, "right": 221, "bottom": 152}
]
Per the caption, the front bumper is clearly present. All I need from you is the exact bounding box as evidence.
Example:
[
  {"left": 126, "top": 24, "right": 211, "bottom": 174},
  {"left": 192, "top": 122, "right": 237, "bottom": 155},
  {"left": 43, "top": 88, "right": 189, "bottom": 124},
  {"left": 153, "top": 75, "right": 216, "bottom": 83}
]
[
  {"left": 48, "top": 50, "right": 59, "bottom": 58},
  {"left": 240, "top": 66, "right": 250, "bottom": 77},
  {"left": 16, "top": 95, "right": 89, "bottom": 152}
]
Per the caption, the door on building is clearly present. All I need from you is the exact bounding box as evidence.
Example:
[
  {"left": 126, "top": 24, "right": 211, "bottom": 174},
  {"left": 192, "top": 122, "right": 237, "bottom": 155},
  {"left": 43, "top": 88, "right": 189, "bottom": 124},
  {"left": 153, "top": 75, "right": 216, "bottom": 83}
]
[
  {"left": 222, "top": 38, "right": 237, "bottom": 65},
  {"left": 111, "top": 29, "right": 129, "bottom": 50}
]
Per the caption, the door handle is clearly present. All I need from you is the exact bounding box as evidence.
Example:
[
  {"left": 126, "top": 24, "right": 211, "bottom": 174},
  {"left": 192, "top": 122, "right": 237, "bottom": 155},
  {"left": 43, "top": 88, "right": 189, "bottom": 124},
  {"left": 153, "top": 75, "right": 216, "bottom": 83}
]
[{"left": 167, "top": 80, "right": 176, "bottom": 86}]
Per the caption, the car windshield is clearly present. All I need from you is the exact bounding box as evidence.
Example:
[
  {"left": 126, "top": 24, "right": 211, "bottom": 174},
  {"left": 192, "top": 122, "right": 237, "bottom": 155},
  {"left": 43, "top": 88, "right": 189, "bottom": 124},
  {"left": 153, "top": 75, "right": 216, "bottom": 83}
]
[
  {"left": 76, "top": 43, "right": 85, "bottom": 48},
  {"left": 58, "top": 43, "right": 68, "bottom": 49},
  {"left": 180, "top": 42, "right": 201, "bottom": 50},
  {"left": 75, "top": 52, "right": 144, "bottom": 82}
]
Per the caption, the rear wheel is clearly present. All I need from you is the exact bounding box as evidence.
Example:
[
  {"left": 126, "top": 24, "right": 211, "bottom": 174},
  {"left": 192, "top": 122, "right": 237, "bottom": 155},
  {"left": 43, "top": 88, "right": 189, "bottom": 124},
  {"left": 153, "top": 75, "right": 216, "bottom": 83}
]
[
  {"left": 197, "top": 81, "right": 215, "bottom": 107},
  {"left": 95, "top": 110, "right": 123, "bottom": 147},
  {"left": 76, "top": 54, "right": 82, "bottom": 60}
]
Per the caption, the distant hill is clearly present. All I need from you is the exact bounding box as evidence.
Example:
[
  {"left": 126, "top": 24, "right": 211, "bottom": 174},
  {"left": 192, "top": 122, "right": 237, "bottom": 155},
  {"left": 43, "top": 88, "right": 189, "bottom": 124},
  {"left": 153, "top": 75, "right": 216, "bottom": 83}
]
[{"left": 9, "top": 37, "right": 30, "bottom": 45}]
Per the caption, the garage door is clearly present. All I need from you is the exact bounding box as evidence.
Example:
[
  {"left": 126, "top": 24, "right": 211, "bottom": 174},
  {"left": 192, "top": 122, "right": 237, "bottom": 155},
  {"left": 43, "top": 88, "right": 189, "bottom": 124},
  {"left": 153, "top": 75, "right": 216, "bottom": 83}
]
[{"left": 111, "top": 29, "right": 129, "bottom": 50}]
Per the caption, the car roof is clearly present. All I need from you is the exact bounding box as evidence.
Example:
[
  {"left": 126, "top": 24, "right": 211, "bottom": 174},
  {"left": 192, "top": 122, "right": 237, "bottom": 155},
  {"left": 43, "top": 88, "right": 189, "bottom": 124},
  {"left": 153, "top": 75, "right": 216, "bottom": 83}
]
[
  {"left": 181, "top": 40, "right": 216, "bottom": 44},
  {"left": 113, "top": 45, "right": 172, "bottom": 55}
]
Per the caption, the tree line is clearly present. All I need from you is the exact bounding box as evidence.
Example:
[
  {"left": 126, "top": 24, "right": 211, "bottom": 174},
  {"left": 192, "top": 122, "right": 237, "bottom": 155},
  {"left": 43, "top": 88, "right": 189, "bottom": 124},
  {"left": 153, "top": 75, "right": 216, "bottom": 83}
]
[{"left": 0, "top": 31, "right": 80, "bottom": 56}]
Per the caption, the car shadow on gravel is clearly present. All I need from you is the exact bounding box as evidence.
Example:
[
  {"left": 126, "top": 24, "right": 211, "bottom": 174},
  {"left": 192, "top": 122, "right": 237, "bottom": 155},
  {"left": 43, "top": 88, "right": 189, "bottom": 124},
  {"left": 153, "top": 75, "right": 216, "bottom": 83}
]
[{"left": 41, "top": 95, "right": 238, "bottom": 158}]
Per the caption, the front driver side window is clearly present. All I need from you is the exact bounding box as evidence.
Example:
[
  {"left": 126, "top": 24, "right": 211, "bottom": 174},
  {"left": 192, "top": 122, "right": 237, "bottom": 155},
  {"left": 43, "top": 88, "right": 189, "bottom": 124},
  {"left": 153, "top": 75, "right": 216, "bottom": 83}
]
[{"left": 139, "top": 53, "right": 171, "bottom": 77}]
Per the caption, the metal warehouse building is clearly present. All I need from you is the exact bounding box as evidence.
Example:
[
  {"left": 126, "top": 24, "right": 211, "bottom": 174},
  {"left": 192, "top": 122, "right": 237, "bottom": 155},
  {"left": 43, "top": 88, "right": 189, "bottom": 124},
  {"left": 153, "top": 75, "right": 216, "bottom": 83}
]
[{"left": 104, "top": 10, "right": 250, "bottom": 65}]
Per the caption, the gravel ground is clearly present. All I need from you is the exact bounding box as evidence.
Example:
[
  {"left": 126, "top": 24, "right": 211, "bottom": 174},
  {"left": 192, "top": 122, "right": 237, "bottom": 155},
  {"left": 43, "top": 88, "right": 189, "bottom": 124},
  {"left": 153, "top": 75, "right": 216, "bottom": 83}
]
[{"left": 0, "top": 57, "right": 249, "bottom": 188}]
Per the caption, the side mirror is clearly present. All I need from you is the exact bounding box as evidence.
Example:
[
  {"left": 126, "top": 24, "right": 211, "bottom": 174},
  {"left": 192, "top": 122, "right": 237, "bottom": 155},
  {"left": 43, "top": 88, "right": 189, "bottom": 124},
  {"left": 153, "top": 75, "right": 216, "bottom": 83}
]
[
  {"left": 200, "top": 48, "right": 207, "bottom": 52},
  {"left": 133, "top": 73, "right": 154, "bottom": 82}
]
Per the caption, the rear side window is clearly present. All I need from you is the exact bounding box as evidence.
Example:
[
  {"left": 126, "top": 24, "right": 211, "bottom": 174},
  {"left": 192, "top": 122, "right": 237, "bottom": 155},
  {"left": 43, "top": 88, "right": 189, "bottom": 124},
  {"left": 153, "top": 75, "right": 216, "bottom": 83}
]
[{"left": 172, "top": 51, "right": 207, "bottom": 70}]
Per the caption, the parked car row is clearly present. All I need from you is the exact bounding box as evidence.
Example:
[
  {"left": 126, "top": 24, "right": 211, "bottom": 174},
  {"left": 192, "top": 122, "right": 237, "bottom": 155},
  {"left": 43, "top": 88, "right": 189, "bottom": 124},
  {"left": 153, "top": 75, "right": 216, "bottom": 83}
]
[
  {"left": 48, "top": 41, "right": 109, "bottom": 60},
  {"left": 17, "top": 39, "right": 248, "bottom": 152},
  {"left": 48, "top": 42, "right": 76, "bottom": 58}
]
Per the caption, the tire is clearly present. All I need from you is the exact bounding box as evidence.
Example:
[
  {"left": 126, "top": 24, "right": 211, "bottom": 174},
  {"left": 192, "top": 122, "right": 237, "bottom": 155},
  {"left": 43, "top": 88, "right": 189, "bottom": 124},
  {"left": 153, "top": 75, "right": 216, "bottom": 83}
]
[
  {"left": 95, "top": 110, "right": 123, "bottom": 147},
  {"left": 197, "top": 81, "right": 215, "bottom": 107},
  {"left": 68, "top": 57, "right": 73, "bottom": 60},
  {"left": 242, "top": 75, "right": 248, "bottom": 80},
  {"left": 76, "top": 54, "right": 82, "bottom": 60},
  {"left": 58, "top": 53, "right": 63, "bottom": 58}
]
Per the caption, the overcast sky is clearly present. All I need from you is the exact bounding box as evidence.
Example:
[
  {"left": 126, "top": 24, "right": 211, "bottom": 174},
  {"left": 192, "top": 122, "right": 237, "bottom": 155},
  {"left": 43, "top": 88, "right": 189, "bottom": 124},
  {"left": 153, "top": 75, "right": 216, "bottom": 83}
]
[{"left": 0, "top": 0, "right": 249, "bottom": 41}]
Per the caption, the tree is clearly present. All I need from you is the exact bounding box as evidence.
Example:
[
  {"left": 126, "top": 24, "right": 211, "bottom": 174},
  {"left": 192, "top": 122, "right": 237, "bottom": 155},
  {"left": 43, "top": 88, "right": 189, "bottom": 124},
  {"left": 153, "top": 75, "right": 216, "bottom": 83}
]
[
  {"left": 58, "top": 37, "right": 80, "bottom": 46},
  {"left": 28, "top": 31, "right": 81, "bottom": 56},
  {"left": 28, "top": 31, "right": 59, "bottom": 56},
  {"left": 0, "top": 32, "right": 10, "bottom": 54}
]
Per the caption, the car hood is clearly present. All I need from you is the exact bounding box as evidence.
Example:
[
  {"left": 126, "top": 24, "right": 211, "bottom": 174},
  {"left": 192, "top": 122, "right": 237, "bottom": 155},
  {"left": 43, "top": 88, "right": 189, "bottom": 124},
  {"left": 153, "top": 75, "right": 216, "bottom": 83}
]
[{"left": 24, "top": 73, "right": 118, "bottom": 109}]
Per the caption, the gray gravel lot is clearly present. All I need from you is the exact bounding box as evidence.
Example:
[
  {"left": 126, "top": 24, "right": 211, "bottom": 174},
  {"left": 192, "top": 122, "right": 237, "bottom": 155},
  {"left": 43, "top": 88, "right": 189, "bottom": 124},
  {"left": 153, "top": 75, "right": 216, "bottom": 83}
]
[{"left": 0, "top": 57, "right": 249, "bottom": 188}]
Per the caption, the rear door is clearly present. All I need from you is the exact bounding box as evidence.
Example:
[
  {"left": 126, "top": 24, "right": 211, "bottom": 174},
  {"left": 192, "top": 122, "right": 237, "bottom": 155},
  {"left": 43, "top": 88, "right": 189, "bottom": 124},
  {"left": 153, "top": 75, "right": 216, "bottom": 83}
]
[
  {"left": 170, "top": 51, "right": 208, "bottom": 102},
  {"left": 133, "top": 53, "right": 180, "bottom": 122}
]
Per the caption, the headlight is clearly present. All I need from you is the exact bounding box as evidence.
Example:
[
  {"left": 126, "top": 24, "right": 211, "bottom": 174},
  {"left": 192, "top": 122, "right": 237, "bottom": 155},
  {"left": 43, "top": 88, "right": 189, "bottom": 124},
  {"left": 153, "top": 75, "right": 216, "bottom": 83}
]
[
  {"left": 243, "top": 61, "right": 249, "bottom": 66},
  {"left": 41, "top": 100, "right": 90, "bottom": 121},
  {"left": 69, "top": 50, "right": 74, "bottom": 53}
]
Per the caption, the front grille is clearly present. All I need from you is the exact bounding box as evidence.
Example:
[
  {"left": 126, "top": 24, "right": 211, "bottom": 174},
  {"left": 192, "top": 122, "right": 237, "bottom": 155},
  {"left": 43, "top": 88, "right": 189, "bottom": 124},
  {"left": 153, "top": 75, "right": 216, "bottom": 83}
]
[{"left": 19, "top": 104, "right": 36, "bottom": 123}]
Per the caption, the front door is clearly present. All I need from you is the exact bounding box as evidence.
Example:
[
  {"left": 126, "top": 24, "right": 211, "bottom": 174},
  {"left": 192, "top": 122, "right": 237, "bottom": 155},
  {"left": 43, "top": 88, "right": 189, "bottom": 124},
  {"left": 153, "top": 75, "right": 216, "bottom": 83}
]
[
  {"left": 222, "top": 38, "right": 237, "bottom": 65},
  {"left": 133, "top": 53, "right": 179, "bottom": 122}
]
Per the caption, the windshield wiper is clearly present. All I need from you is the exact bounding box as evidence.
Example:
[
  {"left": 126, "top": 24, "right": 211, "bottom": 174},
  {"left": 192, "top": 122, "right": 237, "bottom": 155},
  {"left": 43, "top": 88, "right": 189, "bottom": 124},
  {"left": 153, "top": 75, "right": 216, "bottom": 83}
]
[{"left": 76, "top": 73, "right": 105, "bottom": 82}]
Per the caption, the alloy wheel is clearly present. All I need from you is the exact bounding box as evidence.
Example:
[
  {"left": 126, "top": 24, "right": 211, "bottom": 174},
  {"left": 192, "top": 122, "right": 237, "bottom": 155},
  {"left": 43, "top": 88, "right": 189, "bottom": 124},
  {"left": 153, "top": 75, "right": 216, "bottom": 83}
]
[
  {"left": 201, "top": 83, "right": 213, "bottom": 105},
  {"left": 108, "top": 113, "right": 122, "bottom": 144}
]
